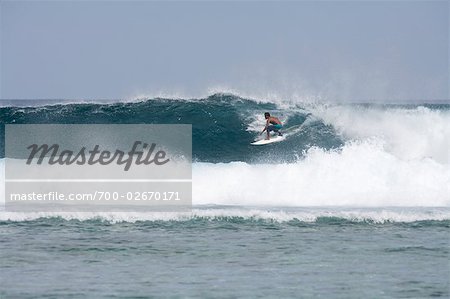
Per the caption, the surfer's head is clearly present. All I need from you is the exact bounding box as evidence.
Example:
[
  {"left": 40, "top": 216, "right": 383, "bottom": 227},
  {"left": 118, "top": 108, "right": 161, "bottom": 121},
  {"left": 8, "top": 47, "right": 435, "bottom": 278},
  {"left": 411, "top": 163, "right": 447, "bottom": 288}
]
[{"left": 264, "top": 112, "right": 270, "bottom": 119}]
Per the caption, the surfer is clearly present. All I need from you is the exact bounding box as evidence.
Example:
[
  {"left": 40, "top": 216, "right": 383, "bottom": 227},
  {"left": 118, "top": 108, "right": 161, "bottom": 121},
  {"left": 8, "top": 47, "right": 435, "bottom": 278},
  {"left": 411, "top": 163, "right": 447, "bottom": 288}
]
[{"left": 261, "top": 112, "right": 283, "bottom": 140}]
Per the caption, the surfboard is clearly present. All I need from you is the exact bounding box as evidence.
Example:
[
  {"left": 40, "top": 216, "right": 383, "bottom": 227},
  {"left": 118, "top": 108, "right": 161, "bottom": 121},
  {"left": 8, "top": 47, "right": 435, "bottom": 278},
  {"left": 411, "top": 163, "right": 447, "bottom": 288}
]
[{"left": 250, "top": 135, "right": 285, "bottom": 145}]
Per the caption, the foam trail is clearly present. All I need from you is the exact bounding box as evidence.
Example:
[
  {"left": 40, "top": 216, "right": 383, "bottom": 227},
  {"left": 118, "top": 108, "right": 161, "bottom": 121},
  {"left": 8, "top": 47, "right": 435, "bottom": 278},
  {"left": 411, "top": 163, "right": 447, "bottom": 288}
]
[
  {"left": 1, "top": 139, "right": 449, "bottom": 209},
  {"left": 193, "top": 140, "right": 450, "bottom": 207},
  {"left": 311, "top": 104, "right": 450, "bottom": 164},
  {"left": 0, "top": 208, "right": 449, "bottom": 224}
]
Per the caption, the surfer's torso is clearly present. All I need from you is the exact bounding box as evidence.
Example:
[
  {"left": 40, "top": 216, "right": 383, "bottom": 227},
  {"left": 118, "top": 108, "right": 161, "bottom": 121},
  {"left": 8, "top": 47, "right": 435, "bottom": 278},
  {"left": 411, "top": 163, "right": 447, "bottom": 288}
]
[{"left": 267, "top": 117, "right": 282, "bottom": 126}]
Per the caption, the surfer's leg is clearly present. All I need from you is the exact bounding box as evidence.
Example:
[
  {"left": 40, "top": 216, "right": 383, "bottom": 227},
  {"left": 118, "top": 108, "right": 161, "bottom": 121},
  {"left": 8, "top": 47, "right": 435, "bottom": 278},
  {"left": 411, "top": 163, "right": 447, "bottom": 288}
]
[
  {"left": 267, "top": 124, "right": 284, "bottom": 139},
  {"left": 266, "top": 125, "right": 274, "bottom": 140},
  {"left": 272, "top": 124, "right": 282, "bottom": 136}
]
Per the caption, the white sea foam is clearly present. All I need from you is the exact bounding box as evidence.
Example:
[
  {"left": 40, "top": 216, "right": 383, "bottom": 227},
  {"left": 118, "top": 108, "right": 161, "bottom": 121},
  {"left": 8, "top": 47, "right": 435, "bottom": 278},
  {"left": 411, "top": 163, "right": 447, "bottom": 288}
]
[
  {"left": 1, "top": 144, "right": 449, "bottom": 221},
  {"left": 0, "top": 208, "right": 448, "bottom": 224},
  {"left": 1, "top": 142, "right": 449, "bottom": 209},
  {"left": 310, "top": 104, "right": 450, "bottom": 164},
  {"left": 193, "top": 140, "right": 449, "bottom": 207}
]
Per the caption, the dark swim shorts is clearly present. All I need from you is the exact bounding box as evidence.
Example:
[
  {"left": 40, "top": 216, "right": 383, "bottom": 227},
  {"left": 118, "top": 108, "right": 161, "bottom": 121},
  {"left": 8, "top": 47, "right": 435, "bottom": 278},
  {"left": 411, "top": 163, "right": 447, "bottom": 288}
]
[{"left": 267, "top": 124, "right": 283, "bottom": 132}]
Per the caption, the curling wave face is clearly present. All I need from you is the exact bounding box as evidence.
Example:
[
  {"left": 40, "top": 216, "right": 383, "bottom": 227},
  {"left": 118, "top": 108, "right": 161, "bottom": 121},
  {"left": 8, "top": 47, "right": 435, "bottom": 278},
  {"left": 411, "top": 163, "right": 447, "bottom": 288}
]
[{"left": 0, "top": 94, "right": 342, "bottom": 162}]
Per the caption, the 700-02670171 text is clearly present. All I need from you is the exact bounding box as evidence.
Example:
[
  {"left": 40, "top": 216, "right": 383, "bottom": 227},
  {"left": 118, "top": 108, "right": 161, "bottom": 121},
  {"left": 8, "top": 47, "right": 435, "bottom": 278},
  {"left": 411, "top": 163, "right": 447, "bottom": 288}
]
[{"left": 9, "top": 191, "right": 182, "bottom": 201}]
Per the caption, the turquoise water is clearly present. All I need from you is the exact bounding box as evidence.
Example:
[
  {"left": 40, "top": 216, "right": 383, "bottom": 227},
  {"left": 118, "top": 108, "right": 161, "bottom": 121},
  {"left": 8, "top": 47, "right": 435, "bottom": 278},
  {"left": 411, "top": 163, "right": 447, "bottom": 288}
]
[{"left": 1, "top": 208, "right": 449, "bottom": 298}]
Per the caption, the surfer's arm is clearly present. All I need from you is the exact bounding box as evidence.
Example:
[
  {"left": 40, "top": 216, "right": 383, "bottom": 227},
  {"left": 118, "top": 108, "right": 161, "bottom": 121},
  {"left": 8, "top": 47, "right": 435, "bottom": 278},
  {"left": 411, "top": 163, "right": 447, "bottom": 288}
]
[{"left": 261, "top": 120, "right": 269, "bottom": 133}]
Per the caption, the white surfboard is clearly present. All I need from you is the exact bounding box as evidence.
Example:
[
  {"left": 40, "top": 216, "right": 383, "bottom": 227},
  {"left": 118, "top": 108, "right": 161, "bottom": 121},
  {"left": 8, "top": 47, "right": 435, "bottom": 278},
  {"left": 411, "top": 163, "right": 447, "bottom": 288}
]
[{"left": 251, "top": 135, "right": 285, "bottom": 146}]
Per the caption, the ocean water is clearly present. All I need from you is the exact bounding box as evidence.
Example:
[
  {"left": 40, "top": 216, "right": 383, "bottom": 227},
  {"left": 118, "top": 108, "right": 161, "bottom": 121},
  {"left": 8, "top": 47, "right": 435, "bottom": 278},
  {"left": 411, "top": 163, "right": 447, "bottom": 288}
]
[{"left": 1, "top": 94, "right": 449, "bottom": 298}]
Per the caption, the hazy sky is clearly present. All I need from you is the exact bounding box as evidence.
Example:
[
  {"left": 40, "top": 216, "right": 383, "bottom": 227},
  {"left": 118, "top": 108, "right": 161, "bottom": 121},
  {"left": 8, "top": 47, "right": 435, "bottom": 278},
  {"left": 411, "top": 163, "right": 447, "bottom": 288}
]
[{"left": 1, "top": 0, "right": 448, "bottom": 101}]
